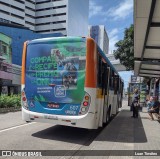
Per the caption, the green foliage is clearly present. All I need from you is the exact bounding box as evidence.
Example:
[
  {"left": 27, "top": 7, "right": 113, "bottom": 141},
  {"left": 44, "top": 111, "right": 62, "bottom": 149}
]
[
  {"left": 114, "top": 24, "right": 134, "bottom": 70},
  {"left": 0, "top": 94, "right": 21, "bottom": 108}
]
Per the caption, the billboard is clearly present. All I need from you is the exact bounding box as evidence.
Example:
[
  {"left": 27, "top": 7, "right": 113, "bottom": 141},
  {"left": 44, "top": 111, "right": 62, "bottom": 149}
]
[{"left": 128, "top": 83, "right": 147, "bottom": 106}]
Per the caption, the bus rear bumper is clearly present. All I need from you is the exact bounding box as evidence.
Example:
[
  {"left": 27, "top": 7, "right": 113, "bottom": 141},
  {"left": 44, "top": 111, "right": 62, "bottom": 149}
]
[{"left": 22, "top": 107, "right": 97, "bottom": 129}]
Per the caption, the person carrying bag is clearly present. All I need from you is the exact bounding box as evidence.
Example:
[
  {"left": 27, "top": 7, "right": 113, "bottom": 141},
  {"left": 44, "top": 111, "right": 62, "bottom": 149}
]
[{"left": 131, "top": 88, "right": 140, "bottom": 118}]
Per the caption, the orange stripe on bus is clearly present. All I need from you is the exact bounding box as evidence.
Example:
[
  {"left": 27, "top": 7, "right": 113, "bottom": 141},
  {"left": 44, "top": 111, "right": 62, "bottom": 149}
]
[
  {"left": 85, "top": 38, "right": 97, "bottom": 88},
  {"left": 21, "top": 42, "right": 27, "bottom": 84}
]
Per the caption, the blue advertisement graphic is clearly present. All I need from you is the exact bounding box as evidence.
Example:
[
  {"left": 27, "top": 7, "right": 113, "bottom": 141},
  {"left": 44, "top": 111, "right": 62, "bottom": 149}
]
[
  {"left": 54, "top": 85, "right": 66, "bottom": 97},
  {"left": 25, "top": 39, "right": 86, "bottom": 115}
]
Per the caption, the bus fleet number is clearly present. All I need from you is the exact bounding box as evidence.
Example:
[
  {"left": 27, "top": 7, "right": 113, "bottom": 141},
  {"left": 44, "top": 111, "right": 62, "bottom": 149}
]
[{"left": 70, "top": 106, "right": 79, "bottom": 111}]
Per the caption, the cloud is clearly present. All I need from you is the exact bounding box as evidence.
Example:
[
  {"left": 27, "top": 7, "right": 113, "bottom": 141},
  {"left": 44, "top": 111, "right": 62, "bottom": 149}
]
[
  {"left": 108, "top": 28, "right": 119, "bottom": 53},
  {"left": 107, "top": 0, "right": 133, "bottom": 20},
  {"left": 89, "top": 0, "right": 133, "bottom": 22},
  {"left": 89, "top": 1, "right": 103, "bottom": 18}
]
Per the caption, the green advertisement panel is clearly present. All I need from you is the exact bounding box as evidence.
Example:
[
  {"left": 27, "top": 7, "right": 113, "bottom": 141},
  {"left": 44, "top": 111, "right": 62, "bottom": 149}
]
[{"left": 25, "top": 38, "right": 87, "bottom": 115}]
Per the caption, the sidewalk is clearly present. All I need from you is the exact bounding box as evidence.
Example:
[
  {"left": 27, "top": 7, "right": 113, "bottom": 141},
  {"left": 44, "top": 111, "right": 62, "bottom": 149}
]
[{"left": 76, "top": 100, "right": 160, "bottom": 158}]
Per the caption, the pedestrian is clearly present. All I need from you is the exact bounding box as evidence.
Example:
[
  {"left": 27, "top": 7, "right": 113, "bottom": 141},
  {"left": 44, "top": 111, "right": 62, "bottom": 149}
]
[
  {"left": 147, "top": 96, "right": 154, "bottom": 120},
  {"left": 148, "top": 96, "right": 160, "bottom": 121},
  {"left": 131, "top": 88, "right": 140, "bottom": 118}
]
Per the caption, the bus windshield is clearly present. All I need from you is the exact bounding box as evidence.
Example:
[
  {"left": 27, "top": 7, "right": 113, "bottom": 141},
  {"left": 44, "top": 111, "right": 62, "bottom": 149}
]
[{"left": 25, "top": 39, "right": 86, "bottom": 107}]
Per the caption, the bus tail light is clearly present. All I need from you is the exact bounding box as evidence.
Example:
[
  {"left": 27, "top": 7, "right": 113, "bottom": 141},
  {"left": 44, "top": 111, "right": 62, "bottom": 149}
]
[
  {"left": 79, "top": 92, "right": 91, "bottom": 115},
  {"left": 85, "top": 96, "right": 89, "bottom": 100},
  {"left": 21, "top": 90, "right": 28, "bottom": 110},
  {"left": 22, "top": 97, "right": 26, "bottom": 101},
  {"left": 83, "top": 102, "right": 88, "bottom": 106}
]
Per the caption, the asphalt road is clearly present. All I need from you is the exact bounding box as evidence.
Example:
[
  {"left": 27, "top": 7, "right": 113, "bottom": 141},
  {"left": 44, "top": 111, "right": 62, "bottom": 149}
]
[{"left": 0, "top": 111, "right": 106, "bottom": 159}]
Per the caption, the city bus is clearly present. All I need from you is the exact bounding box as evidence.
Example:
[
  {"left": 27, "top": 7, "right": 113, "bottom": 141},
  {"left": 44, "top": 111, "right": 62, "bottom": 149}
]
[{"left": 21, "top": 37, "right": 124, "bottom": 129}]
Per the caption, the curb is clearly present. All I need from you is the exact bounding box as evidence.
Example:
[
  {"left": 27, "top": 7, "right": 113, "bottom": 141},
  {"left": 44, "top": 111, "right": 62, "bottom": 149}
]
[{"left": 0, "top": 107, "right": 21, "bottom": 114}]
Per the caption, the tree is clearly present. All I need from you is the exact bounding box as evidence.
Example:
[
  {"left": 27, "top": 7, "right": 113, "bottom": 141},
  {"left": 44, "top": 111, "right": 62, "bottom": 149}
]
[{"left": 114, "top": 24, "right": 134, "bottom": 70}]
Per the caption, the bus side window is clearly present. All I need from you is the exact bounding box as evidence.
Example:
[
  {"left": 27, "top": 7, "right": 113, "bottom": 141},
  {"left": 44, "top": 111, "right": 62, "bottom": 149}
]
[
  {"left": 97, "top": 54, "right": 102, "bottom": 88},
  {"left": 104, "top": 64, "right": 109, "bottom": 95},
  {"left": 102, "top": 62, "right": 108, "bottom": 95},
  {"left": 114, "top": 75, "right": 119, "bottom": 95},
  {"left": 117, "top": 77, "right": 119, "bottom": 93},
  {"left": 109, "top": 70, "right": 111, "bottom": 89},
  {"left": 109, "top": 70, "right": 114, "bottom": 90}
]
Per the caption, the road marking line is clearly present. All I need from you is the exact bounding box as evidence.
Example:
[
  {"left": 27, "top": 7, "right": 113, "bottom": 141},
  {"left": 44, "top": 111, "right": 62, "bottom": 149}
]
[{"left": 0, "top": 122, "right": 36, "bottom": 133}]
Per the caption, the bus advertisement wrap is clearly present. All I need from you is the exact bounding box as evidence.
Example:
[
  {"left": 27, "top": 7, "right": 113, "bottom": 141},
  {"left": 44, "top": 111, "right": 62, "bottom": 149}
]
[{"left": 25, "top": 39, "right": 86, "bottom": 115}]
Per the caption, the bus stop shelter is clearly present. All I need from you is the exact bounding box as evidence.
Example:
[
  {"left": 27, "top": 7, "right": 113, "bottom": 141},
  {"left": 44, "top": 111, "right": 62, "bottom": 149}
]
[{"left": 134, "top": 0, "right": 160, "bottom": 78}]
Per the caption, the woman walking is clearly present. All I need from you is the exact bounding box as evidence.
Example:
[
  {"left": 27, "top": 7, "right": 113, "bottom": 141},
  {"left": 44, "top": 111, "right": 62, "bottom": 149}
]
[{"left": 131, "top": 88, "right": 140, "bottom": 118}]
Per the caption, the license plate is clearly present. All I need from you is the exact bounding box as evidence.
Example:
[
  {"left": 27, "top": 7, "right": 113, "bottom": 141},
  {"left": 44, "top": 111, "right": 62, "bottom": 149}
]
[{"left": 48, "top": 103, "right": 59, "bottom": 108}]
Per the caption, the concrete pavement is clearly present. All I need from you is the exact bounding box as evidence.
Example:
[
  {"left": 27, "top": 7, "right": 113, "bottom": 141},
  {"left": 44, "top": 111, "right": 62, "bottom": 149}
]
[
  {"left": 73, "top": 100, "right": 160, "bottom": 158},
  {"left": 0, "top": 100, "right": 160, "bottom": 159},
  {"left": 0, "top": 111, "right": 26, "bottom": 130}
]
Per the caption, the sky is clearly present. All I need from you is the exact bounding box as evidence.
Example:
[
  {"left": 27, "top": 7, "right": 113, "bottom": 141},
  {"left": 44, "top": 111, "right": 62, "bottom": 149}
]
[
  {"left": 89, "top": 0, "right": 134, "bottom": 89},
  {"left": 89, "top": 0, "right": 133, "bottom": 53}
]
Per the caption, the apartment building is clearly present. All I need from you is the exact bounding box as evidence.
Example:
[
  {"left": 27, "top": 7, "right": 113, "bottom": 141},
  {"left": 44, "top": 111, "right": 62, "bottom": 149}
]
[
  {"left": 0, "top": 0, "right": 89, "bottom": 36},
  {"left": 89, "top": 25, "right": 109, "bottom": 55}
]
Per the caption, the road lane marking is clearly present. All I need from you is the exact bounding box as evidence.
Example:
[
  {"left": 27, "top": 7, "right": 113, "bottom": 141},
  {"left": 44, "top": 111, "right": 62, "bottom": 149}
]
[{"left": 0, "top": 122, "right": 36, "bottom": 133}]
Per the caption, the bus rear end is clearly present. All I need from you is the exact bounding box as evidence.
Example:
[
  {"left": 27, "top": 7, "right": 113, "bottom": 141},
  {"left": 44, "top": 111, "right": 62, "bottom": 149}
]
[{"left": 21, "top": 37, "right": 97, "bottom": 129}]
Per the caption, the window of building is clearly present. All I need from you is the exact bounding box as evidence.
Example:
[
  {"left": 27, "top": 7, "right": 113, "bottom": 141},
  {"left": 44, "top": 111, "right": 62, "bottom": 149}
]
[
  {"left": 10, "top": 21, "right": 24, "bottom": 26},
  {"left": 2, "top": 45, "right": 7, "bottom": 54},
  {"left": 36, "top": 5, "right": 66, "bottom": 11},
  {"left": 35, "top": 0, "right": 64, "bottom": 4},
  {"left": 36, "top": 20, "right": 66, "bottom": 26},
  {"left": 25, "top": 6, "right": 35, "bottom": 12},
  {"left": 36, "top": 0, "right": 51, "bottom": 4},
  {"left": 11, "top": 13, "right": 24, "bottom": 20},
  {"left": 35, "top": 13, "right": 66, "bottom": 19},
  {"left": 25, "top": 14, "right": 35, "bottom": 19},
  {"left": 35, "top": 29, "right": 51, "bottom": 33},
  {"left": 14, "top": 0, "right": 25, "bottom": 4},
  {"left": 2, "top": 66, "right": 7, "bottom": 72},
  {"left": 25, "top": 0, "right": 35, "bottom": 5},
  {"left": 1, "top": 42, "right": 8, "bottom": 55},
  {"left": 0, "top": 1, "right": 24, "bottom": 12},
  {"left": 0, "top": 9, "right": 10, "bottom": 15},
  {"left": 35, "top": 28, "right": 66, "bottom": 33},
  {"left": 52, "top": 28, "right": 66, "bottom": 31},
  {"left": 25, "top": 21, "right": 35, "bottom": 26},
  {"left": 11, "top": 5, "right": 24, "bottom": 12}
]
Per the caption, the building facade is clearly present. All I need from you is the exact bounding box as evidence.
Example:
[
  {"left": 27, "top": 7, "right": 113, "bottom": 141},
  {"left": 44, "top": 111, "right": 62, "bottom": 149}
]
[
  {"left": 88, "top": 25, "right": 109, "bottom": 55},
  {"left": 0, "top": 33, "right": 13, "bottom": 94},
  {"left": 0, "top": 24, "right": 62, "bottom": 95},
  {"left": 0, "top": 23, "right": 62, "bottom": 66},
  {"left": 0, "top": 0, "right": 89, "bottom": 36}
]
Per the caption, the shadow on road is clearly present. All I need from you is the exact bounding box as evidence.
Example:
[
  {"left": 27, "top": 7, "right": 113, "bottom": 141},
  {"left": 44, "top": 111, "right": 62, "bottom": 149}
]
[
  {"left": 32, "top": 109, "right": 147, "bottom": 145},
  {"left": 32, "top": 125, "right": 103, "bottom": 146},
  {"left": 94, "top": 109, "right": 147, "bottom": 143}
]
